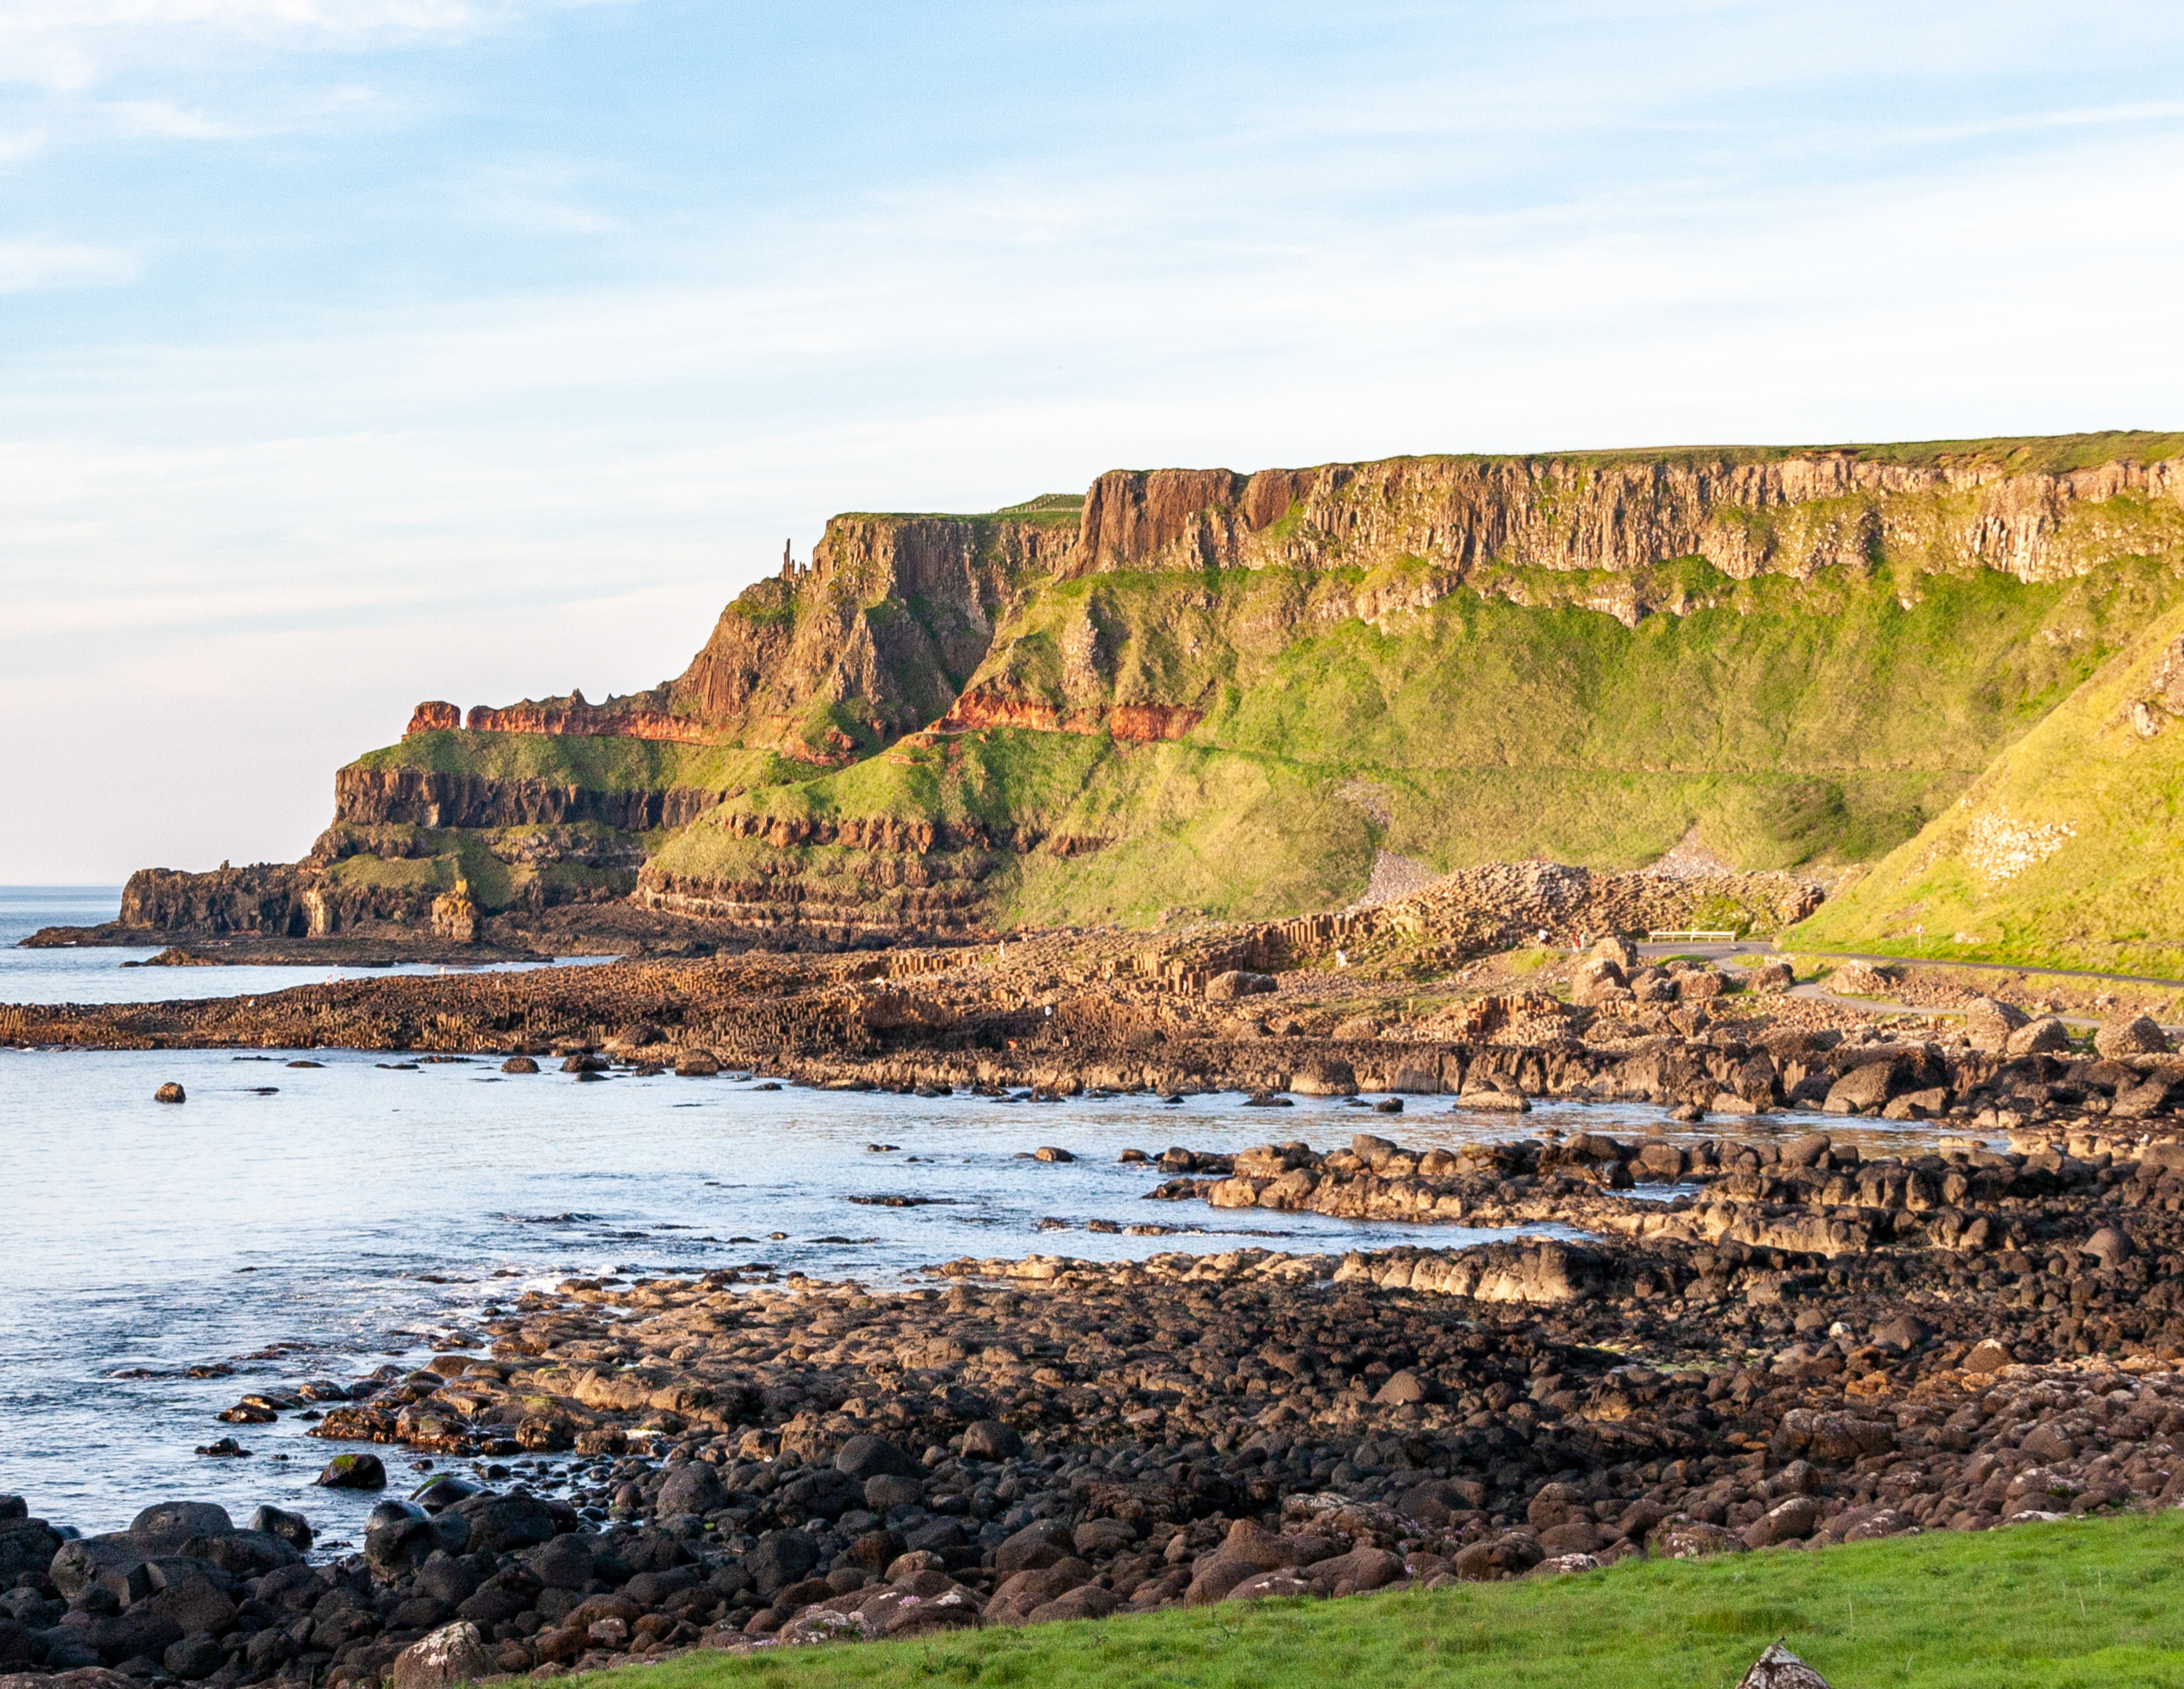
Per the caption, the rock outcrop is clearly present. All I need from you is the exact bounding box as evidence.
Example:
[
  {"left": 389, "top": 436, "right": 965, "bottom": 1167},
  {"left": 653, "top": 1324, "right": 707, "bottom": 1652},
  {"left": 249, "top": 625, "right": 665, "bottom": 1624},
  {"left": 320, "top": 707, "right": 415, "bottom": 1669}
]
[{"left": 62, "top": 435, "right": 2184, "bottom": 952}]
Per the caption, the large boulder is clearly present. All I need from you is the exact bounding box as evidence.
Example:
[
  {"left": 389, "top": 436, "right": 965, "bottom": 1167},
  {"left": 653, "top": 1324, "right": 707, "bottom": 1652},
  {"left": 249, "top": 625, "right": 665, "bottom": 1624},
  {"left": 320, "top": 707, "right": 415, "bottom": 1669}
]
[
  {"left": 775, "top": 1466, "right": 863, "bottom": 1522},
  {"left": 446, "top": 1492, "right": 556, "bottom": 1554},
  {"left": 961, "top": 1419, "right": 1023, "bottom": 1461},
  {"left": 1821, "top": 1060, "right": 1895, "bottom": 1114},
  {"left": 1962, "top": 996, "right": 2030, "bottom": 1051},
  {"left": 2095, "top": 1014, "right": 2171, "bottom": 1057},
  {"left": 386, "top": 1622, "right": 494, "bottom": 1689},
  {"left": 746, "top": 1529, "right": 820, "bottom": 1598},
  {"left": 129, "top": 1505, "right": 233, "bottom": 1543},
  {"left": 653, "top": 1462, "right": 728, "bottom": 1518},
  {"left": 1205, "top": 971, "right": 1276, "bottom": 1003},
  {"left": 246, "top": 1506, "right": 312, "bottom": 1550},
  {"left": 0, "top": 1518, "right": 62, "bottom": 1584},
  {"left": 315, "top": 1452, "right": 386, "bottom": 1490},
  {"left": 2007, "top": 1016, "right": 2071, "bottom": 1056},
  {"left": 994, "top": 1521, "right": 1075, "bottom": 1576},
  {"left": 834, "top": 1435, "right": 921, "bottom": 1483}
]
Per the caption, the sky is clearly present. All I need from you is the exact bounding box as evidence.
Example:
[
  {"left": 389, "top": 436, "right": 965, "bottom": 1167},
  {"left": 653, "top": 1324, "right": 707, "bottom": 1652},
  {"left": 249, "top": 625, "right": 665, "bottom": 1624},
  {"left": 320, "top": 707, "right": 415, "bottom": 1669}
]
[{"left": 3, "top": 1, "right": 2182, "bottom": 884}]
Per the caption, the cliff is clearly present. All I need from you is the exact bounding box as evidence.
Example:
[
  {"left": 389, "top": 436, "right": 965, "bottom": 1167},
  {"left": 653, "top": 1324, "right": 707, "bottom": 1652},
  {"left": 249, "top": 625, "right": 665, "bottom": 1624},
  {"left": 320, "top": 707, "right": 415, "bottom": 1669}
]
[{"left": 77, "top": 433, "right": 2184, "bottom": 962}]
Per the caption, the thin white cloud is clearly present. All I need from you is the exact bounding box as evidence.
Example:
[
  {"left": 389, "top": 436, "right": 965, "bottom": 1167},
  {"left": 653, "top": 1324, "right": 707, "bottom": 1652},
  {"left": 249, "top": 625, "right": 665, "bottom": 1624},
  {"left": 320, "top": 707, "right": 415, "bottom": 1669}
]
[
  {"left": 101, "top": 98, "right": 258, "bottom": 138},
  {"left": 0, "top": 238, "right": 135, "bottom": 291},
  {"left": 0, "top": 0, "right": 624, "bottom": 90}
]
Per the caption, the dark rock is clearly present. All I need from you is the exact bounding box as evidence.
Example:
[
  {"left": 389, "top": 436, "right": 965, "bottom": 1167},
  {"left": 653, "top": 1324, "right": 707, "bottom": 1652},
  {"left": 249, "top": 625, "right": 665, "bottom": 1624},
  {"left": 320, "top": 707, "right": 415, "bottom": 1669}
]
[
  {"left": 863, "top": 1474, "right": 923, "bottom": 1512},
  {"left": 746, "top": 1529, "right": 821, "bottom": 1599},
  {"left": 834, "top": 1436, "right": 921, "bottom": 1483},
  {"left": 961, "top": 1419, "right": 1024, "bottom": 1461},
  {"left": 994, "top": 1521, "right": 1074, "bottom": 1576},
  {"left": 316, "top": 1453, "right": 387, "bottom": 1490},
  {"left": 0, "top": 1518, "right": 62, "bottom": 1584},
  {"left": 446, "top": 1493, "right": 556, "bottom": 1554},
  {"left": 245, "top": 1506, "right": 311, "bottom": 1549},
  {"left": 653, "top": 1463, "right": 728, "bottom": 1518},
  {"left": 154, "top": 1083, "right": 185, "bottom": 1105},
  {"left": 162, "top": 1632, "right": 227, "bottom": 1680},
  {"left": 775, "top": 1466, "right": 863, "bottom": 1522}
]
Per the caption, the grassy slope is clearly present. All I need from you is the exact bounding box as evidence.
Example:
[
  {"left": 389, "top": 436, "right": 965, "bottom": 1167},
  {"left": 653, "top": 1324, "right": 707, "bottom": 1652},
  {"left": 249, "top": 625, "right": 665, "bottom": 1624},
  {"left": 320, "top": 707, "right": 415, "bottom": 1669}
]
[
  {"left": 1789, "top": 595, "right": 2184, "bottom": 976},
  {"left": 576, "top": 1513, "right": 2184, "bottom": 1689},
  {"left": 650, "top": 556, "right": 2177, "bottom": 927},
  {"left": 352, "top": 731, "right": 787, "bottom": 792},
  {"left": 335, "top": 439, "right": 2184, "bottom": 942}
]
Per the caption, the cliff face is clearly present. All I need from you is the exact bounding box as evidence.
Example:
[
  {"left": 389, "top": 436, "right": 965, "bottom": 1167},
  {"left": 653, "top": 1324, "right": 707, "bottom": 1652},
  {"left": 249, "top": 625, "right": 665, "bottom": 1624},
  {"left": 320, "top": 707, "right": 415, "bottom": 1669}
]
[
  {"left": 333, "top": 767, "right": 717, "bottom": 832},
  {"left": 661, "top": 509, "right": 1077, "bottom": 760},
  {"left": 1068, "top": 449, "right": 2184, "bottom": 584},
  {"left": 94, "top": 436, "right": 2184, "bottom": 955}
]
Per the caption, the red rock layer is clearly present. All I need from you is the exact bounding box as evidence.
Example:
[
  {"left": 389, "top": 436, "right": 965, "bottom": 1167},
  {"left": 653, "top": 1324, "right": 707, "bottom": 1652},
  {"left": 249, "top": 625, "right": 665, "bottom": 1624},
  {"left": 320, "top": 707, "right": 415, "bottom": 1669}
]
[
  {"left": 463, "top": 703, "right": 715, "bottom": 744},
  {"left": 929, "top": 693, "right": 1203, "bottom": 741}
]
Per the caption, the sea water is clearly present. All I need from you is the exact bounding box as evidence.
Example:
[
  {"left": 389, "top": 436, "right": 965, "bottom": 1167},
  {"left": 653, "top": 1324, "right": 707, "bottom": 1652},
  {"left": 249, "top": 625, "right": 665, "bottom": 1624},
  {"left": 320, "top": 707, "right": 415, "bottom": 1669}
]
[{"left": 0, "top": 887, "right": 1955, "bottom": 1539}]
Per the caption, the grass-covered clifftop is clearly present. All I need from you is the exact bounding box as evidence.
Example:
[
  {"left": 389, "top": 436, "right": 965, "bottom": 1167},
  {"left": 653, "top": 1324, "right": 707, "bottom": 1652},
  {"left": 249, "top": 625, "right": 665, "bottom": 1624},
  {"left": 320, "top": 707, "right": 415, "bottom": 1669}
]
[
  {"left": 186, "top": 433, "right": 2184, "bottom": 955},
  {"left": 646, "top": 553, "right": 2181, "bottom": 930}
]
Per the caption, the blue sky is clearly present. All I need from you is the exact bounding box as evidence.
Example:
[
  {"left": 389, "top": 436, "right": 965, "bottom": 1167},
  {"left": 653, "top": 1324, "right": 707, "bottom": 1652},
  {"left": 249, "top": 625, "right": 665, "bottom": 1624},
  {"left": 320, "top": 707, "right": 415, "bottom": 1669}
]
[{"left": 4, "top": 0, "right": 2183, "bottom": 881}]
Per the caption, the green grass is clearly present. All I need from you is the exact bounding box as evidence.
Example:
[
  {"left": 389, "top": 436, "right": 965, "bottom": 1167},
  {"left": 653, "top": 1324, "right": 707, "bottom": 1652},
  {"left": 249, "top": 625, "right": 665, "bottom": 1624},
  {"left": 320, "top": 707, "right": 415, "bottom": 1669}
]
[
  {"left": 330, "top": 436, "right": 2184, "bottom": 939},
  {"left": 643, "top": 549, "right": 2181, "bottom": 928},
  {"left": 1790, "top": 594, "right": 2184, "bottom": 975},
  {"left": 571, "top": 1513, "right": 2184, "bottom": 1689},
  {"left": 352, "top": 730, "right": 781, "bottom": 794},
  {"left": 1351, "top": 431, "right": 2184, "bottom": 477}
]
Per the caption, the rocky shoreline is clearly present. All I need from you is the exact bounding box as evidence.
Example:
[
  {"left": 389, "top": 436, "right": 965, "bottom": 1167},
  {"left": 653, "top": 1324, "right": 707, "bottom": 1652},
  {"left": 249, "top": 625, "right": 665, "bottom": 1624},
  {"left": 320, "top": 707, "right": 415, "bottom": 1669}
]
[
  {"left": 9, "top": 1091, "right": 2184, "bottom": 1686},
  {"left": 11, "top": 937, "right": 2184, "bottom": 1686}
]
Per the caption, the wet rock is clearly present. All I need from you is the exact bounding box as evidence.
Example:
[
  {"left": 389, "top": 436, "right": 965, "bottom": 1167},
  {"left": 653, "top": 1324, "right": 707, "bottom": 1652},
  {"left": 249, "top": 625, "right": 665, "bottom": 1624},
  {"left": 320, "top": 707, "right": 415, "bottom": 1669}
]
[
  {"left": 1032, "top": 1146, "right": 1076, "bottom": 1163},
  {"left": 316, "top": 1453, "right": 386, "bottom": 1489},
  {"left": 241, "top": 1506, "right": 310, "bottom": 1549},
  {"left": 154, "top": 1084, "right": 185, "bottom": 1105},
  {"left": 500, "top": 1055, "right": 540, "bottom": 1074}
]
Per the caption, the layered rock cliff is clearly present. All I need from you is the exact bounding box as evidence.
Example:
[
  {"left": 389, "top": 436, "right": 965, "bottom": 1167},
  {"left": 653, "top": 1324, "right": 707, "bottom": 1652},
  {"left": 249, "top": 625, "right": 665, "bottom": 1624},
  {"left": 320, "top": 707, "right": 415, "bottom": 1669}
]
[{"left": 78, "top": 434, "right": 2184, "bottom": 955}]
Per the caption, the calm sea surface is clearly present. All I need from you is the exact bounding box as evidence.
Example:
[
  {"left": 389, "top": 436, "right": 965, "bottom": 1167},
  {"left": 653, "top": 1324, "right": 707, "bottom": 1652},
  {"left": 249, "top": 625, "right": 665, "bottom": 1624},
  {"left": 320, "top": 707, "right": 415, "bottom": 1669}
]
[{"left": 0, "top": 887, "right": 1947, "bottom": 1541}]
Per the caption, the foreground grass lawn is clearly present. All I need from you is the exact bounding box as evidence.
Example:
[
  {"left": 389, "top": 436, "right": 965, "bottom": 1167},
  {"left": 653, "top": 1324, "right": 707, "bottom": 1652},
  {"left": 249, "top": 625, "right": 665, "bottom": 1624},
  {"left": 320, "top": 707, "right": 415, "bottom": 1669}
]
[{"left": 575, "top": 1512, "right": 2184, "bottom": 1689}]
